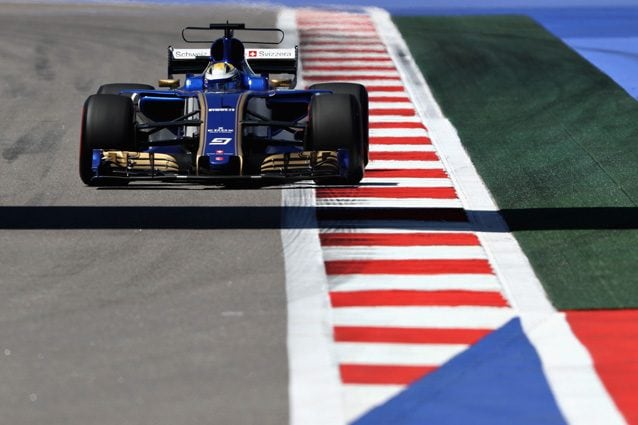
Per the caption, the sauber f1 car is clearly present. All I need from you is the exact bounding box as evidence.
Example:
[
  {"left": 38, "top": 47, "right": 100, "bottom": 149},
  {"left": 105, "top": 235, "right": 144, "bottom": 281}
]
[{"left": 80, "top": 22, "right": 369, "bottom": 186}]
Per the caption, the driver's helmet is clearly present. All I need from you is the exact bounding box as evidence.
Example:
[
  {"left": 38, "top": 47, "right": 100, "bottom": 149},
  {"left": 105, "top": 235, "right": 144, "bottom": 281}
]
[{"left": 205, "top": 62, "right": 240, "bottom": 91}]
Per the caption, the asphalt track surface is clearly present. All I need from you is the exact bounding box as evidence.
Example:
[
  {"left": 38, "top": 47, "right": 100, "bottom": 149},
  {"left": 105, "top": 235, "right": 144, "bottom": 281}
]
[{"left": 0, "top": 3, "right": 289, "bottom": 424}]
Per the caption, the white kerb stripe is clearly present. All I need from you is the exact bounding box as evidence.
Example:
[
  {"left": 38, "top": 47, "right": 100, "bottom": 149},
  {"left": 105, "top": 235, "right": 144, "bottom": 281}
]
[
  {"left": 322, "top": 245, "right": 488, "bottom": 261},
  {"left": 370, "top": 102, "right": 414, "bottom": 109},
  {"left": 360, "top": 177, "right": 452, "bottom": 187},
  {"left": 368, "top": 145, "right": 435, "bottom": 152},
  {"left": 318, "top": 220, "right": 474, "bottom": 232},
  {"left": 328, "top": 274, "right": 503, "bottom": 292},
  {"left": 315, "top": 198, "right": 463, "bottom": 208},
  {"left": 366, "top": 160, "right": 445, "bottom": 169},
  {"left": 369, "top": 128, "right": 428, "bottom": 137},
  {"left": 336, "top": 342, "right": 468, "bottom": 366},
  {"left": 332, "top": 306, "right": 515, "bottom": 329}
]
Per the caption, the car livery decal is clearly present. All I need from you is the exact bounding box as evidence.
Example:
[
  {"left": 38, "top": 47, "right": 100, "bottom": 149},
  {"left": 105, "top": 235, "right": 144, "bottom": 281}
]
[{"left": 203, "top": 92, "right": 243, "bottom": 167}]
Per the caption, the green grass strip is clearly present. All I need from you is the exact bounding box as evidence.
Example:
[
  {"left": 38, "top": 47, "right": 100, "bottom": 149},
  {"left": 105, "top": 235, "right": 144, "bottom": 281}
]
[{"left": 394, "top": 15, "right": 638, "bottom": 309}]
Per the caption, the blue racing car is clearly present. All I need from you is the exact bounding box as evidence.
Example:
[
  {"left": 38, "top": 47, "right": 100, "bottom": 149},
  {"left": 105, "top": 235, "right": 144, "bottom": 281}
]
[{"left": 80, "top": 22, "right": 368, "bottom": 186}]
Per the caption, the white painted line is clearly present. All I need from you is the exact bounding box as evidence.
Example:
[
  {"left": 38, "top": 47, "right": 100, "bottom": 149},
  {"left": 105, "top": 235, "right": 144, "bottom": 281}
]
[
  {"left": 280, "top": 9, "right": 344, "bottom": 425},
  {"left": 301, "top": 31, "right": 378, "bottom": 38},
  {"left": 369, "top": 128, "right": 428, "bottom": 137},
  {"left": 316, "top": 198, "right": 463, "bottom": 208},
  {"left": 366, "top": 160, "right": 445, "bottom": 169},
  {"left": 343, "top": 385, "right": 406, "bottom": 424},
  {"left": 336, "top": 342, "right": 468, "bottom": 366},
  {"left": 328, "top": 274, "right": 502, "bottom": 293},
  {"left": 368, "top": 114, "right": 422, "bottom": 123},
  {"left": 318, "top": 220, "right": 474, "bottom": 231},
  {"left": 304, "top": 60, "right": 394, "bottom": 67},
  {"left": 332, "top": 306, "right": 515, "bottom": 329},
  {"left": 303, "top": 79, "right": 404, "bottom": 87},
  {"left": 301, "top": 52, "right": 389, "bottom": 58},
  {"left": 367, "top": 7, "right": 626, "bottom": 424},
  {"left": 318, "top": 228, "right": 473, "bottom": 234},
  {"left": 368, "top": 91, "right": 411, "bottom": 98},
  {"left": 370, "top": 102, "right": 415, "bottom": 109},
  {"left": 360, "top": 177, "right": 451, "bottom": 186},
  {"left": 368, "top": 145, "right": 435, "bottom": 152},
  {"left": 322, "top": 245, "right": 488, "bottom": 261},
  {"left": 304, "top": 70, "right": 402, "bottom": 77}
]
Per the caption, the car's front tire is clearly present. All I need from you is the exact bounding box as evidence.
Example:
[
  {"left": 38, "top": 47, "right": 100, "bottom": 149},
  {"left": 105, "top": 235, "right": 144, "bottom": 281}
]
[
  {"left": 309, "top": 82, "right": 369, "bottom": 165},
  {"left": 79, "top": 94, "right": 136, "bottom": 185},
  {"left": 308, "top": 93, "right": 364, "bottom": 185}
]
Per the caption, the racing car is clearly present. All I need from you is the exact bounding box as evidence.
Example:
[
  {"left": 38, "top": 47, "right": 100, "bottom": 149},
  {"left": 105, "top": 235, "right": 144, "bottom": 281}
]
[{"left": 80, "top": 22, "right": 369, "bottom": 186}]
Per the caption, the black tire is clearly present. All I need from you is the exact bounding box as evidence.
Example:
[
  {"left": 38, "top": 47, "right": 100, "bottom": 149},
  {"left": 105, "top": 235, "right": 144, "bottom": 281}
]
[
  {"left": 309, "top": 82, "right": 369, "bottom": 165},
  {"left": 80, "top": 94, "right": 136, "bottom": 185},
  {"left": 308, "top": 93, "right": 364, "bottom": 185},
  {"left": 79, "top": 99, "right": 96, "bottom": 185},
  {"left": 97, "top": 83, "right": 154, "bottom": 95}
]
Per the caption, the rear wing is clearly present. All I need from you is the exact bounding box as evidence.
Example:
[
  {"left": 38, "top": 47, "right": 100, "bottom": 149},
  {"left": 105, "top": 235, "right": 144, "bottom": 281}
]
[{"left": 167, "top": 46, "right": 298, "bottom": 86}]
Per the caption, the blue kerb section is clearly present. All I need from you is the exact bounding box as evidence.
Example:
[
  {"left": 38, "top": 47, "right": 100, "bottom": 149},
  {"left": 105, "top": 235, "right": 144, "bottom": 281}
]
[{"left": 352, "top": 318, "right": 566, "bottom": 425}]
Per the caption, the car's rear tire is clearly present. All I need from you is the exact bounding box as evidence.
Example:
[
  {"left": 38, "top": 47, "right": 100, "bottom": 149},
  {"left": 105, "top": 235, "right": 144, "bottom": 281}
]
[
  {"left": 309, "top": 82, "right": 369, "bottom": 165},
  {"left": 97, "top": 83, "right": 154, "bottom": 95},
  {"left": 308, "top": 93, "right": 364, "bottom": 185}
]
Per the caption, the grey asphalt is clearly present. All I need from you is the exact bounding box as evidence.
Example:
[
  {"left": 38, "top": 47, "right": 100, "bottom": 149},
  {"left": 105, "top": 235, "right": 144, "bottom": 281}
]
[{"left": 0, "top": 3, "right": 289, "bottom": 424}]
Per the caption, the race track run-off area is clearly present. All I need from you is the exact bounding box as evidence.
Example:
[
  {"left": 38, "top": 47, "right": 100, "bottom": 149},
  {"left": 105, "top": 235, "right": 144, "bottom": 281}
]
[{"left": 282, "top": 7, "right": 635, "bottom": 425}]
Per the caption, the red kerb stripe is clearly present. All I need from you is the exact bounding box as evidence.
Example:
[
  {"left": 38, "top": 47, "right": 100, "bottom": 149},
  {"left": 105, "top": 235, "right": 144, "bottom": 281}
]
[
  {"left": 330, "top": 290, "right": 508, "bottom": 307},
  {"left": 340, "top": 364, "right": 435, "bottom": 385},
  {"left": 566, "top": 310, "right": 638, "bottom": 424},
  {"left": 369, "top": 137, "right": 431, "bottom": 145},
  {"left": 303, "top": 57, "right": 394, "bottom": 62},
  {"left": 363, "top": 169, "right": 448, "bottom": 178},
  {"left": 369, "top": 96, "right": 411, "bottom": 102},
  {"left": 319, "top": 232, "right": 480, "bottom": 246},
  {"left": 366, "top": 86, "right": 406, "bottom": 92},
  {"left": 303, "top": 75, "right": 401, "bottom": 81},
  {"left": 369, "top": 151, "right": 438, "bottom": 161},
  {"left": 369, "top": 122, "right": 426, "bottom": 129},
  {"left": 316, "top": 187, "right": 456, "bottom": 199},
  {"left": 301, "top": 49, "right": 387, "bottom": 54},
  {"left": 334, "top": 326, "right": 492, "bottom": 344},
  {"left": 369, "top": 109, "right": 415, "bottom": 116},
  {"left": 304, "top": 65, "right": 395, "bottom": 71},
  {"left": 325, "top": 259, "right": 493, "bottom": 275}
]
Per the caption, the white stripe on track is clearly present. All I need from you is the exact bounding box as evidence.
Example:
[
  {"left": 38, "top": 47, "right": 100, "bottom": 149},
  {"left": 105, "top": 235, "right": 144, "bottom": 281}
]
[
  {"left": 303, "top": 79, "right": 404, "bottom": 86},
  {"left": 315, "top": 198, "right": 463, "bottom": 208},
  {"left": 301, "top": 52, "right": 388, "bottom": 58},
  {"left": 303, "top": 60, "right": 394, "bottom": 67},
  {"left": 318, "top": 220, "right": 474, "bottom": 231},
  {"left": 303, "top": 70, "right": 401, "bottom": 77},
  {"left": 332, "top": 306, "right": 515, "bottom": 329},
  {"left": 368, "top": 145, "right": 435, "bottom": 152},
  {"left": 318, "top": 228, "right": 474, "bottom": 234},
  {"left": 366, "top": 160, "right": 445, "bottom": 169},
  {"left": 328, "top": 274, "right": 503, "bottom": 293},
  {"left": 370, "top": 102, "right": 415, "bottom": 109},
  {"left": 369, "top": 128, "right": 428, "bottom": 137},
  {"left": 360, "top": 177, "right": 451, "bottom": 186},
  {"left": 336, "top": 342, "right": 468, "bottom": 366},
  {"left": 369, "top": 116, "right": 424, "bottom": 124},
  {"left": 322, "top": 246, "right": 488, "bottom": 261}
]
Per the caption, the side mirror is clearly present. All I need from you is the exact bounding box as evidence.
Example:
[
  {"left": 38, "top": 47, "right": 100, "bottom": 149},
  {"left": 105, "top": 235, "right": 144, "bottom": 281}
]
[{"left": 158, "top": 79, "right": 181, "bottom": 89}]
